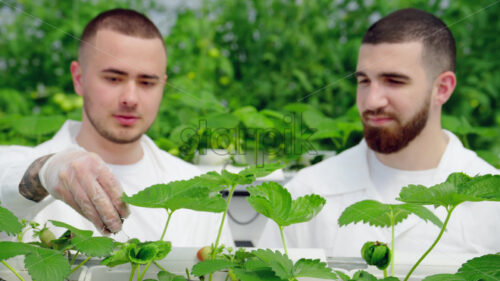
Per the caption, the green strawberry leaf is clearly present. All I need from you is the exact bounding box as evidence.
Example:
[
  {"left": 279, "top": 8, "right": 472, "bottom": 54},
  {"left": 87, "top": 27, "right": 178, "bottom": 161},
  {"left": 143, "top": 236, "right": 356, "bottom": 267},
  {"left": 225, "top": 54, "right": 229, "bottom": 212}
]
[
  {"left": 335, "top": 270, "right": 351, "bottom": 281},
  {"left": 422, "top": 274, "right": 466, "bottom": 281},
  {"left": 144, "top": 240, "right": 171, "bottom": 260},
  {"left": 0, "top": 204, "right": 23, "bottom": 236},
  {"left": 293, "top": 258, "right": 338, "bottom": 279},
  {"left": 350, "top": 270, "right": 378, "bottom": 281},
  {"left": 72, "top": 235, "right": 114, "bottom": 257},
  {"left": 122, "top": 184, "right": 226, "bottom": 213},
  {"left": 239, "top": 163, "right": 285, "bottom": 180},
  {"left": 50, "top": 220, "right": 114, "bottom": 257},
  {"left": 101, "top": 242, "right": 134, "bottom": 267},
  {"left": 457, "top": 254, "right": 500, "bottom": 281},
  {"left": 0, "top": 241, "right": 35, "bottom": 260},
  {"left": 232, "top": 267, "right": 284, "bottom": 281},
  {"left": 25, "top": 247, "right": 71, "bottom": 281},
  {"left": 247, "top": 182, "right": 325, "bottom": 227},
  {"left": 128, "top": 243, "right": 158, "bottom": 264},
  {"left": 50, "top": 220, "right": 93, "bottom": 237},
  {"left": 338, "top": 200, "right": 443, "bottom": 228},
  {"left": 251, "top": 249, "right": 293, "bottom": 280},
  {"left": 397, "top": 173, "right": 500, "bottom": 209},
  {"left": 191, "top": 259, "right": 234, "bottom": 276},
  {"left": 158, "top": 270, "right": 188, "bottom": 281}
]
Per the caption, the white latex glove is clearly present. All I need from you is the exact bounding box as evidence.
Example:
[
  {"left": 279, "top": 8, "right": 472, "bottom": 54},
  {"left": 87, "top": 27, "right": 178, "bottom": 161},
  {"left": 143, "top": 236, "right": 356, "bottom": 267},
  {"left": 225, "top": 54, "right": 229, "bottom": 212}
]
[{"left": 39, "top": 148, "right": 129, "bottom": 234}]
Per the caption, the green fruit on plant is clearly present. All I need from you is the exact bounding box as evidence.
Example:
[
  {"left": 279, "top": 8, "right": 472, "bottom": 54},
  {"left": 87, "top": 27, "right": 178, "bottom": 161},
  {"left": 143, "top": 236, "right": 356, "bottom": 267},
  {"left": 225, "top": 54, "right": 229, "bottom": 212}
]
[
  {"left": 39, "top": 228, "right": 56, "bottom": 248},
  {"left": 361, "top": 241, "right": 391, "bottom": 270},
  {"left": 196, "top": 246, "right": 212, "bottom": 261}
]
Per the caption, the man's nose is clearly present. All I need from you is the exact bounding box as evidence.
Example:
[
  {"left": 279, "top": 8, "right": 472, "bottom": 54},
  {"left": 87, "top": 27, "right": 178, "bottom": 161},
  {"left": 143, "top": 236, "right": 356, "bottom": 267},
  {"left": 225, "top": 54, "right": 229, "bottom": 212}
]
[
  {"left": 364, "top": 82, "right": 388, "bottom": 111},
  {"left": 119, "top": 80, "right": 139, "bottom": 108}
]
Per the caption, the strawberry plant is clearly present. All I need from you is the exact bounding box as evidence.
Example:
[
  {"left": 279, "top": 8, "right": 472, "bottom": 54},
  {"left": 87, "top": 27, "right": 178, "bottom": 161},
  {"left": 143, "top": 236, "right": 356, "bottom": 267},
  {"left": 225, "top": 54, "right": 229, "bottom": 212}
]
[{"left": 337, "top": 173, "right": 500, "bottom": 281}]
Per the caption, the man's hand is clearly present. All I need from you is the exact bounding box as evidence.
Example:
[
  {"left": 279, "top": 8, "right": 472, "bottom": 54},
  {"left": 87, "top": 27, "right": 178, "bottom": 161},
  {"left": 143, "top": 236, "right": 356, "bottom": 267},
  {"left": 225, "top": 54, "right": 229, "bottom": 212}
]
[{"left": 34, "top": 149, "right": 129, "bottom": 234}]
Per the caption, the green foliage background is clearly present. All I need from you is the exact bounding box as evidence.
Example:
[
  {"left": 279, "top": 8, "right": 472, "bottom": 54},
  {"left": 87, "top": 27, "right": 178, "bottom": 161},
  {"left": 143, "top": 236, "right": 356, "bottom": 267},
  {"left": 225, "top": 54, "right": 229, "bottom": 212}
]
[{"left": 0, "top": 0, "right": 499, "bottom": 167}]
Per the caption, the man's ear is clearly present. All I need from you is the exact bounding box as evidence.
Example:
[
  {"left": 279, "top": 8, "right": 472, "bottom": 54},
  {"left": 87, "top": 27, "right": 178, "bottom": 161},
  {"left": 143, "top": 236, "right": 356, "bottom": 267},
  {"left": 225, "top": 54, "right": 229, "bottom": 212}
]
[
  {"left": 163, "top": 74, "right": 168, "bottom": 86},
  {"left": 433, "top": 71, "right": 456, "bottom": 106},
  {"left": 70, "top": 61, "right": 84, "bottom": 96}
]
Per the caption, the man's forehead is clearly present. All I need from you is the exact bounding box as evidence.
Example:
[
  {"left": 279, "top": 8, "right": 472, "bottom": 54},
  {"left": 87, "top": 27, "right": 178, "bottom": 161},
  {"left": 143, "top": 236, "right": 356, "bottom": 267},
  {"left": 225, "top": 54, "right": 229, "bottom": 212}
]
[{"left": 356, "top": 41, "right": 424, "bottom": 74}]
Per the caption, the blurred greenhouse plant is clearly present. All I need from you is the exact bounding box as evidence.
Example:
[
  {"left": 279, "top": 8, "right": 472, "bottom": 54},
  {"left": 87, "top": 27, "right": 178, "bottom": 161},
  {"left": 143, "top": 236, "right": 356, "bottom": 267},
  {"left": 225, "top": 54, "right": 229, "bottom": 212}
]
[{"left": 0, "top": 0, "right": 499, "bottom": 168}]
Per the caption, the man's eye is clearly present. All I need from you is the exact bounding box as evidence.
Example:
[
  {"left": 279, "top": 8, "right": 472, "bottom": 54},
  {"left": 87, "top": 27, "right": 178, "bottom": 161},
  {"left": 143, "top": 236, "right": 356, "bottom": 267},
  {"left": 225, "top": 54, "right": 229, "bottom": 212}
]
[
  {"left": 104, "top": 76, "right": 122, "bottom": 83},
  {"left": 357, "top": 79, "right": 369, "bottom": 85},
  {"left": 139, "top": 80, "right": 156, "bottom": 87},
  {"left": 388, "top": 79, "right": 404, "bottom": 85}
]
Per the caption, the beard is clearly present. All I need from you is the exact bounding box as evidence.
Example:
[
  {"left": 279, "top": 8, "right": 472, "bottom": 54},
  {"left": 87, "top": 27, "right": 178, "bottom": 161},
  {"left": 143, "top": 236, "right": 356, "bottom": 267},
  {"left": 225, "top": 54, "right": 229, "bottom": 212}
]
[
  {"left": 83, "top": 98, "right": 145, "bottom": 144},
  {"left": 362, "top": 96, "right": 430, "bottom": 154}
]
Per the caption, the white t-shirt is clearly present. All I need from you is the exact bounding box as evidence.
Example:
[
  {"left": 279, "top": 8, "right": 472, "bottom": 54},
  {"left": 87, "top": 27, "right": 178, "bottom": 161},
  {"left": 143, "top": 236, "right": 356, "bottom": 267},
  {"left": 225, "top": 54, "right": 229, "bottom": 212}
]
[
  {"left": 0, "top": 121, "right": 233, "bottom": 246},
  {"left": 368, "top": 150, "right": 437, "bottom": 204}
]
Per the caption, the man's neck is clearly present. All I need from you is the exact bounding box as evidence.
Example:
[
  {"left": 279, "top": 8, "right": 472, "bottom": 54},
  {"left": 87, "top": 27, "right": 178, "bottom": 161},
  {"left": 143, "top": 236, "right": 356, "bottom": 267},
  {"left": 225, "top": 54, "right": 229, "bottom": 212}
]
[
  {"left": 76, "top": 126, "right": 144, "bottom": 165},
  {"left": 374, "top": 124, "right": 449, "bottom": 171}
]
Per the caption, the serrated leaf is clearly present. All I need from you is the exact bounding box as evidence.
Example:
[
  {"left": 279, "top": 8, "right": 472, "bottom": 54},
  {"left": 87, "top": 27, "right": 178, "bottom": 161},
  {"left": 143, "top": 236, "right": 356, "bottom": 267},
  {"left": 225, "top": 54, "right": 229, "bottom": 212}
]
[
  {"left": 158, "top": 270, "right": 188, "bottom": 281},
  {"left": 335, "top": 270, "right": 351, "bottom": 281},
  {"left": 123, "top": 183, "right": 226, "bottom": 213},
  {"left": 251, "top": 249, "right": 293, "bottom": 280},
  {"left": 221, "top": 169, "right": 251, "bottom": 185},
  {"left": 239, "top": 163, "right": 285, "bottom": 180},
  {"left": 128, "top": 243, "right": 158, "bottom": 264},
  {"left": 422, "top": 274, "right": 467, "bottom": 281},
  {"left": 350, "top": 270, "right": 378, "bottom": 281},
  {"left": 457, "top": 254, "right": 500, "bottom": 281},
  {"left": 145, "top": 240, "right": 171, "bottom": 260},
  {"left": 0, "top": 205, "right": 23, "bottom": 236},
  {"left": 380, "top": 277, "right": 401, "bottom": 281},
  {"left": 101, "top": 243, "right": 133, "bottom": 267},
  {"left": 247, "top": 182, "right": 292, "bottom": 226},
  {"left": 191, "top": 259, "right": 233, "bottom": 276},
  {"left": 338, "top": 200, "right": 399, "bottom": 228},
  {"left": 233, "top": 267, "right": 283, "bottom": 281},
  {"left": 339, "top": 200, "right": 443, "bottom": 229},
  {"left": 0, "top": 241, "right": 35, "bottom": 260},
  {"left": 293, "top": 258, "right": 337, "bottom": 279},
  {"left": 397, "top": 173, "right": 500, "bottom": 208},
  {"left": 25, "top": 247, "right": 71, "bottom": 281},
  {"left": 72, "top": 236, "right": 114, "bottom": 257},
  {"left": 50, "top": 220, "right": 93, "bottom": 237},
  {"left": 247, "top": 182, "right": 325, "bottom": 227}
]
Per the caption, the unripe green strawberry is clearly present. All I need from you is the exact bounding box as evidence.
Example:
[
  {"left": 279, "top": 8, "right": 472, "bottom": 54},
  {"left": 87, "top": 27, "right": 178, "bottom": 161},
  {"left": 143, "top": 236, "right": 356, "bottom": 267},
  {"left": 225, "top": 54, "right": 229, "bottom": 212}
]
[
  {"left": 360, "top": 241, "right": 391, "bottom": 270},
  {"left": 39, "top": 228, "right": 56, "bottom": 248}
]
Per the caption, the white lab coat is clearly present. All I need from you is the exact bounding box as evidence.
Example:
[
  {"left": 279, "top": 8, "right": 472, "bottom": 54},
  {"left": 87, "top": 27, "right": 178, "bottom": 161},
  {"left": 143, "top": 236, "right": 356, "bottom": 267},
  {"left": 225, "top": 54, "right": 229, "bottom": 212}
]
[
  {"left": 0, "top": 120, "right": 233, "bottom": 246},
  {"left": 258, "top": 131, "right": 499, "bottom": 258}
]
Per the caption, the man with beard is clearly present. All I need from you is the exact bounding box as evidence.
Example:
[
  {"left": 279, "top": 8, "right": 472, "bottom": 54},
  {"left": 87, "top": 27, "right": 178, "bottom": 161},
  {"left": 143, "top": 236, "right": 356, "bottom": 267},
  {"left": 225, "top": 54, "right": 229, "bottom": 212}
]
[
  {"left": 258, "top": 8, "right": 499, "bottom": 258},
  {"left": 0, "top": 9, "right": 233, "bottom": 246}
]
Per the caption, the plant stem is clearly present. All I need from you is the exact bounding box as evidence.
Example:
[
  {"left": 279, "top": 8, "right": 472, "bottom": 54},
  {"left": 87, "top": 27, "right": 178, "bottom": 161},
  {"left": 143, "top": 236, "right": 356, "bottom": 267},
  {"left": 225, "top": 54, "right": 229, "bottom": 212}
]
[
  {"left": 279, "top": 225, "right": 288, "bottom": 256},
  {"left": 129, "top": 264, "right": 138, "bottom": 281},
  {"left": 70, "top": 250, "right": 80, "bottom": 266},
  {"left": 70, "top": 256, "right": 91, "bottom": 274},
  {"left": 384, "top": 268, "right": 387, "bottom": 278},
  {"left": 403, "top": 207, "right": 455, "bottom": 281},
  {"left": 160, "top": 210, "right": 174, "bottom": 241},
  {"left": 391, "top": 211, "right": 395, "bottom": 277},
  {"left": 209, "top": 184, "right": 236, "bottom": 281},
  {"left": 153, "top": 260, "right": 167, "bottom": 272},
  {"left": 212, "top": 185, "right": 235, "bottom": 260},
  {"left": 137, "top": 261, "right": 152, "bottom": 281},
  {"left": 1, "top": 260, "right": 25, "bottom": 281}
]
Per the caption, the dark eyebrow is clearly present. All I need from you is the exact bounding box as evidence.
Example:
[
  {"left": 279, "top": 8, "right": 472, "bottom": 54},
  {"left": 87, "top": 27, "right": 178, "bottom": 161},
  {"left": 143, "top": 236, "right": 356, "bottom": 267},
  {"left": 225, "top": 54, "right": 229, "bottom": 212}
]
[
  {"left": 138, "top": 74, "right": 159, "bottom": 81},
  {"left": 101, "top": 68, "right": 159, "bottom": 81},
  {"left": 101, "top": 68, "right": 127, "bottom": 75},
  {"left": 354, "top": 71, "right": 366, "bottom": 78},
  {"left": 380, "top": 72, "right": 410, "bottom": 81}
]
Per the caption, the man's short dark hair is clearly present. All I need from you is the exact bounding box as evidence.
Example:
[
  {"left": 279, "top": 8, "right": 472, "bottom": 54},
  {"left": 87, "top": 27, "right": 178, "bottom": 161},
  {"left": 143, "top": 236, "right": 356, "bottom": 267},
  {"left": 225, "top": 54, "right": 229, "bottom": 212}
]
[
  {"left": 362, "top": 8, "right": 456, "bottom": 79},
  {"left": 79, "top": 8, "right": 164, "bottom": 60}
]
